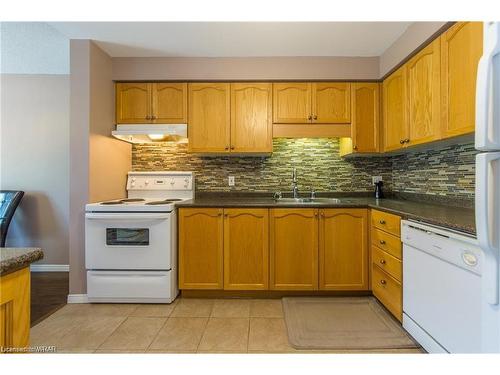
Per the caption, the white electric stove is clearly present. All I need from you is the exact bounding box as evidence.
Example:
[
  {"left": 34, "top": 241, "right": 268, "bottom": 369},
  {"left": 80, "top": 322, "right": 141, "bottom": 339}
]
[{"left": 85, "top": 171, "right": 194, "bottom": 303}]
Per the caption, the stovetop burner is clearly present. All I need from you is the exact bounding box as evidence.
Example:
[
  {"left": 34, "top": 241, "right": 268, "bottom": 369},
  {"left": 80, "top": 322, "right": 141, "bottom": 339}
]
[
  {"left": 100, "top": 201, "right": 123, "bottom": 205},
  {"left": 120, "top": 198, "right": 145, "bottom": 203},
  {"left": 145, "top": 200, "right": 176, "bottom": 205}
]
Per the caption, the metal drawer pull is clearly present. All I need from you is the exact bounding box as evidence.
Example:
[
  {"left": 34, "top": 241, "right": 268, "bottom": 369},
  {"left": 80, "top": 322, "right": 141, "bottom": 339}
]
[
  {"left": 380, "top": 259, "right": 386, "bottom": 265},
  {"left": 379, "top": 240, "right": 386, "bottom": 245},
  {"left": 380, "top": 279, "right": 387, "bottom": 285},
  {"left": 379, "top": 220, "right": 386, "bottom": 224}
]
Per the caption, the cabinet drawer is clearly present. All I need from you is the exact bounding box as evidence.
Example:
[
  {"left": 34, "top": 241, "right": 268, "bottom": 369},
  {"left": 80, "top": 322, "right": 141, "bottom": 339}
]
[
  {"left": 371, "top": 246, "right": 402, "bottom": 282},
  {"left": 372, "top": 264, "right": 402, "bottom": 321},
  {"left": 371, "top": 210, "right": 401, "bottom": 236},
  {"left": 371, "top": 228, "right": 402, "bottom": 259}
]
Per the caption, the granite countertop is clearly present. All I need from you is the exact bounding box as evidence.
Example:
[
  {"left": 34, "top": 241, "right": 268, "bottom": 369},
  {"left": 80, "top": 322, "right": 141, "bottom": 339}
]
[
  {"left": 177, "top": 195, "right": 476, "bottom": 236},
  {"left": 0, "top": 248, "right": 44, "bottom": 276}
]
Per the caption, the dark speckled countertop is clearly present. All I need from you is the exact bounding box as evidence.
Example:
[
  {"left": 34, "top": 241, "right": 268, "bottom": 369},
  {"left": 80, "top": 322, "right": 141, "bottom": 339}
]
[
  {"left": 0, "top": 248, "right": 44, "bottom": 276},
  {"left": 177, "top": 194, "right": 476, "bottom": 236}
]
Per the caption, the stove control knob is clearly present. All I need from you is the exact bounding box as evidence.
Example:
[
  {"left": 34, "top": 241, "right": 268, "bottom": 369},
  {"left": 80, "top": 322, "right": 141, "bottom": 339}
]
[
  {"left": 145, "top": 180, "right": 149, "bottom": 185},
  {"left": 131, "top": 182, "right": 135, "bottom": 187}
]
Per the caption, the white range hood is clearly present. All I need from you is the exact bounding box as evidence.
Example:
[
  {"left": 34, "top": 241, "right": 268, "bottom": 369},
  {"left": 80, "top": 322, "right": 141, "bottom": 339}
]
[{"left": 111, "top": 124, "right": 188, "bottom": 144}]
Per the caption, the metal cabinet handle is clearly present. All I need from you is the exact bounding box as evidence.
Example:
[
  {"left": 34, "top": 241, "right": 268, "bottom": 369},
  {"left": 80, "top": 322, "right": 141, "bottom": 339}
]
[
  {"left": 380, "top": 259, "right": 386, "bottom": 265},
  {"left": 313, "top": 115, "right": 318, "bottom": 120},
  {"left": 353, "top": 145, "right": 358, "bottom": 150},
  {"left": 399, "top": 140, "right": 405, "bottom": 144},
  {"left": 225, "top": 146, "right": 229, "bottom": 150},
  {"left": 379, "top": 220, "right": 386, "bottom": 224},
  {"left": 230, "top": 146, "right": 235, "bottom": 150},
  {"left": 145, "top": 115, "right": 151, "bottom": 120},
  {"left": 151, "top": 115, "right": 157, "bottom": 120},
  {"left": 404, "top": 138, "right": 410, "bottom": 143},
  {"left": 379, "top": 240, "right": 386, "bottom": 245},
  {"left": 308, "top": 115, "right": 313, "bottom": 121},
  {"left": 380, "top": 279, "right": 387, "bottom": 285}
]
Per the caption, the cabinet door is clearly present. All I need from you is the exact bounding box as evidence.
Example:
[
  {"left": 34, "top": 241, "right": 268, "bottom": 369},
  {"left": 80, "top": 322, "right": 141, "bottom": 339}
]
[
  {"left": 178, "top": 208, "right": 224, "bottom": 289},
  {"left": 152, "top": 83, "right": 187, "bottom": 123},
  {"left": 223, "top": 208, "right": 269, "bottom": 290},
  {"left": 441, "top": 22, "right": 483, "bottom": 138},
  {"left": 188, "top": 83, "right": 230, "bottom": 153},
  {"left": 270, "top": 209, "right": 318, "bottom": 290},
  {"left": 351, "top": 83, "right": 380, "bottom": 153},
  {"left": 312, "top": 83, "right": 351, "bottom": 123},
  {"left": 230, "top": 83, "right": 272, "bottom": 153},
  {"left": 115, "top": 83, "right": 151, "bottom": 123},
  {"left": 406, "top": 38, "right": 441, "bottom": 146},
  {"left": 383, "top": 66, "right": 409, "bottom": 151},
  {"left": 273, "top": 83, "right": 311, "bottom": 123},
  {"left": 319, "top": 209, "right": 369, "bottom": 290}
]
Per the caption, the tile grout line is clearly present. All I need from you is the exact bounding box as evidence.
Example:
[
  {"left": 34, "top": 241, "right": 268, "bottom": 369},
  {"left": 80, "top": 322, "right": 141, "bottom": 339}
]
[
  {"left": 95, "top": 314, "right": 130, "bottom": 351},
  {"left": 145, "top": 315, "right": 171, "bottom": 352}
]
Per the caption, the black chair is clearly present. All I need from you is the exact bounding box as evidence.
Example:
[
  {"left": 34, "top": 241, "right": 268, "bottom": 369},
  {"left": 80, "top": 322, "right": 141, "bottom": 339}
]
[{"left": 0, "top": 191, "right": 24, "bottom": 247}]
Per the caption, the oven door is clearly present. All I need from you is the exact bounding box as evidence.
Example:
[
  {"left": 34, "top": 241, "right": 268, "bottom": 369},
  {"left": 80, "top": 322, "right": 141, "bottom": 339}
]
[{"left": 85, "top": 212, "right": 172, "bottom": 270}]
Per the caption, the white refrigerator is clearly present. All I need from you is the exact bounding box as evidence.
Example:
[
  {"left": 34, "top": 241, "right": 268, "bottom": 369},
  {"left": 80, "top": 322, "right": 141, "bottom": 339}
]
[{"left": 476, "top": 21, "right": 500, "bottom": 353}]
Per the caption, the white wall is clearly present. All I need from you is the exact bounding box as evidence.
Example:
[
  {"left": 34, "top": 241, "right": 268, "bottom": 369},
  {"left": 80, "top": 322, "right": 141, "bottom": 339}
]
[
  {"left": 0, "top": 22, "right": 70, "bottom": 265},
  {"left": 0, "top": 22, "right": 69, "bottom": 74}
]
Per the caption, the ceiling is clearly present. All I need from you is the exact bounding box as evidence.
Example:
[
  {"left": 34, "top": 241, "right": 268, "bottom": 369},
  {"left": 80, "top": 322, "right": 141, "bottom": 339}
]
[{"left": 49, "top": 22, "right": 412, "bottom": 58}]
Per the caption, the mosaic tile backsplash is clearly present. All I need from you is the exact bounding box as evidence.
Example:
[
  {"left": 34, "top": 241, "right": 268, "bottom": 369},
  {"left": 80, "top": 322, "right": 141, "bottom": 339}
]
[{"left": 132, "top": 138, "right": 477, "bottom": 202}]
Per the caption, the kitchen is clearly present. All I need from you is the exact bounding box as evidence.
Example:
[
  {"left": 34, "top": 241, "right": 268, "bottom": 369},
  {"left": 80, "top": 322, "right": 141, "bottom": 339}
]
[{"left": 0, "top": 2, "right": 499, "bottom": 371}]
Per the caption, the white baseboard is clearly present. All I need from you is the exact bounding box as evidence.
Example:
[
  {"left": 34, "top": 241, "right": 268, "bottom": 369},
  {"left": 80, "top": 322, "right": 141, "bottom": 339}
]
[
  {"left": 67, "top": 294, "right": 89, "bottom": 304},
  {"left": 30, "top": 264, "right": 69, "bottom": 272}
]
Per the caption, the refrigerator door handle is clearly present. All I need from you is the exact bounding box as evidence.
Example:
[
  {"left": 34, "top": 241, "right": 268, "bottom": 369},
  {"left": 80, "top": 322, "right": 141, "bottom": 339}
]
[
  {"left": 476, "top": 22, "right": 500, "bottom": 151},
  {"left": 476, "top": 152, "right": 500, "bottom": 305}
]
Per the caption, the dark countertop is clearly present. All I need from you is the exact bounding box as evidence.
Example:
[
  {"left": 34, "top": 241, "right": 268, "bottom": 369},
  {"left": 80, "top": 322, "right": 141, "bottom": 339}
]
[
  {"left": 177, "top": 195, "right": 476, "bottom": 236},
  {"left": 0, "top": 248, "right": 44, "bottom": 276}
]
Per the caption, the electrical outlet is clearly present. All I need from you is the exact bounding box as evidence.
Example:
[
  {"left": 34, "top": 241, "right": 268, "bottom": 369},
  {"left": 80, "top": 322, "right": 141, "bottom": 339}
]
[
  {"left": 372, "top": 176, "right": 383, "bottom": 184},
  {"left": 228, "top": 176, "right": 235, "bottom": 187}
]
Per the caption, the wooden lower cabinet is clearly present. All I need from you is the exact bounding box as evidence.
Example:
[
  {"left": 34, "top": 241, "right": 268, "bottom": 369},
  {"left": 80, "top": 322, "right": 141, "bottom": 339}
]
[
  {"left": 223, "top": 208, "right": 269, "bottom": 290},
  {"left": 0, "top": 267, "right": 30, "bottom": 351},
  {"left": 178, "top": 208, "right": 224, "bottom": 289},
  {"left": 319, "top": 209, "right": 369, "bottom": 290},
  {"left": 270, "top": 209, "right": 319, "bottom": 290}
]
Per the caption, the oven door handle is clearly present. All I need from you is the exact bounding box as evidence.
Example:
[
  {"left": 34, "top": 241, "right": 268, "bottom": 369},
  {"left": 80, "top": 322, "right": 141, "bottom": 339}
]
[{"left": 85, "top": 213, "right": 170, "bottom": 221}]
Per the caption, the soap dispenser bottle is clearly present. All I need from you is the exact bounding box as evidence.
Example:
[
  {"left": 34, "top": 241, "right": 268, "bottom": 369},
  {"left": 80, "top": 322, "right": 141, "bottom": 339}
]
[{"left": 374, "top": 181, "right": 384, "bottom": 199}]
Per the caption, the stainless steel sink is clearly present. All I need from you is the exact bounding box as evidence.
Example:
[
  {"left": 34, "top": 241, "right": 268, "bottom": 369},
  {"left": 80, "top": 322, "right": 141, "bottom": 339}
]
[{"left": 274, "top": 197, "right": 345, "bottom": 204}]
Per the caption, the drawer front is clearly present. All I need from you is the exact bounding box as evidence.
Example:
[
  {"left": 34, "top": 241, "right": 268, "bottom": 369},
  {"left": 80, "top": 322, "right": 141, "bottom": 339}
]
[
  {"left": 371, "top": 228, "right": 402, "bottom": 259},
  {"left": 371, "top": 245, "right": 402, "bottom": 282},
  {"left": 371, "top": 210, "right": 401, "bottom": 237},
  {"left": 372, "top": 264, "right": 402, "bottom": 321}
]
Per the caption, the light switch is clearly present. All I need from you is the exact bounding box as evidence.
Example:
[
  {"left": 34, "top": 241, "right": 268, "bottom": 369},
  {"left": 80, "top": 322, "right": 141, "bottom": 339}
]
[{"left": 228, "top": 176, "right": 235, "bottom": 186}]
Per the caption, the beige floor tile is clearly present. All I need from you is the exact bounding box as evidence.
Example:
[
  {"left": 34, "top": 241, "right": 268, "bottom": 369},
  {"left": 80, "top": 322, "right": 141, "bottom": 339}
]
[
  {"left": 147, "top": 349, "right": 197, "bottom": 354},
  {"left": 149, "top": 317, "right": 208, "bottom": 351},
  {"left": 99, "top": 317, "right": 166, "bottom": 350},
  {"left": 170, "top": 298, "right": 214, "bottom": 317},
  {"left": 211, "top": 299, "right": 251, "bottom": 318},
  {"left": 130, "top": 300, "right": 178, "bottom": 317},
  {"left": 248, "top": 318, "right": 294, "bottom": 353},
  {"left": 198, "top": 318, "right": 249, "bottom": 352},
  {"left": 54, "top": 303, "right": 139, "bottom": 318},
  {"left": 53, "top": 316, "right": 127, "bottom": 350},
  {"left": 95, "top": 349, "right": 147, "bottom": 353},
  {"left": 249, "top": 299, "right": 284, "bottom": 318},
  {"left": 30, "top": 313, "right": 84, "bottom": 347}
]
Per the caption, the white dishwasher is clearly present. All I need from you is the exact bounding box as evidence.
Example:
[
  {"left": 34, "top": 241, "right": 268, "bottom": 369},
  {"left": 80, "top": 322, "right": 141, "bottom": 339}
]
[{"left": 402, "top": 220, "right": 482, "bottom": 353}]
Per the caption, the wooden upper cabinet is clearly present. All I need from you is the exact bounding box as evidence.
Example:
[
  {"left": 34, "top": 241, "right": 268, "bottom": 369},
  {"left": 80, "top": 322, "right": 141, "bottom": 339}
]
[
  {"left": 116, "top": 83, "right": 151, "bottom": 123},
  {"left": 230, "top": 83, "right": 272, "bottom": 153},
  {"left": 178, "top": 208, "right": 224, "bottom": 290},
  {"left": 151, "top": 83, "right": 187, "bottom": 123},
  {"left": 188, "top": 83, "right": 231, "bottom": 153},
  {"left": 351, "top": 83, "right": 380, "bottom": 153},
  {"left": 383, "top": 65, "right": 409, "bottom": 152},
  {"left": 312, "top": 83, "right": 351, "bottom": 123},
  {"left": 406, "top": 38, "right": 441, "bottom": 146},
  {"left": 441, "top": 22, "right": 483, "bottom": 138},
  {"left": 223, "top": 208, "right": 269, "bottom": 290},
  {"left": 270, "top": 209, "right": 319, "bottom": 290},
  {"left": 273, "top": 83, "right": 311, "bottom": 123},
  {"left": 319, "top": 209, "right": 368, "bottom": 290}
]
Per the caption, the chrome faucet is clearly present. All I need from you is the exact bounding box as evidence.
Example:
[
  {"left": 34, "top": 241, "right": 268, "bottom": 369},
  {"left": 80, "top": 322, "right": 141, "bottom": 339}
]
[{"left": 292, "top": 168, "right": 299, "bottom": 198}]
